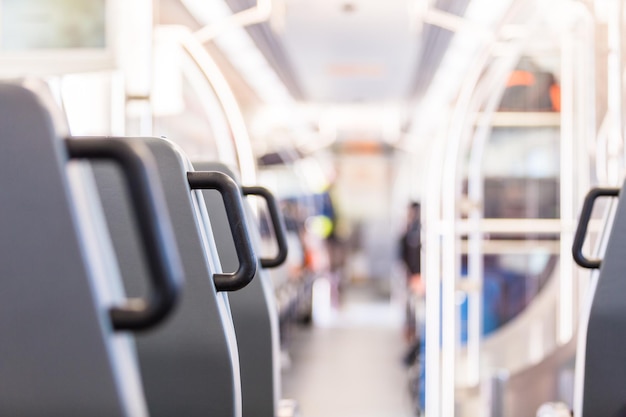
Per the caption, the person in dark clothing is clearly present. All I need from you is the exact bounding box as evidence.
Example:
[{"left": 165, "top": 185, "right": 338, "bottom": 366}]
[
  {"left": 400, "top": 202, "right": 424, "bottom": 342},
  {"left": 399, "top": 202, "right": 426, "bottom": 414},
  {"left": 401, "top": 202, "right": 422, "bottom": 278}
]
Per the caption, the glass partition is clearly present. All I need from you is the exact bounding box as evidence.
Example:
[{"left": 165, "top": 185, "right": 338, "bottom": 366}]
[{"left": 422, "top": 2, "right": 597, "bottom": 414}]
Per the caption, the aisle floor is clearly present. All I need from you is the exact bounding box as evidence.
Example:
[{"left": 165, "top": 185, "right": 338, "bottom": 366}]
[{"left": 281, "top": 281, "right": 415, "bottom": 417}]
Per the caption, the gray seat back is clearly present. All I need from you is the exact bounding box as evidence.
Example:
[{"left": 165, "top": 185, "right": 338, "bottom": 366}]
[
  {"left": 94, "top": 138, "right": 242, "bottom": 417},
  {"left": 0, "top": 83, "right": 149, "bottom": 416},
  {"left": 577, "top": 182, "right": 626, "bottom": 416},
  {"left": 194, "top": 161, "right": 282, "bottom": 417}
]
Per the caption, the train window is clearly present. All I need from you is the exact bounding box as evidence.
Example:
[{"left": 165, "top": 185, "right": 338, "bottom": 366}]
[
  {"left": 483, "top": 127, "right": 559, "bottom": 180},
  {"left": 1, "top": 0, "right": 105, "bottom": 51},
  {"left": 457, "top": 57, "right": 563, "bottom": 339},
  {"left": 0, "top": 0, "right": 116, "bottom": 76}
]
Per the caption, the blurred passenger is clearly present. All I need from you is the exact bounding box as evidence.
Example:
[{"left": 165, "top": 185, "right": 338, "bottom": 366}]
[
  {"left": 399, "top": 202, "right": 425, "bottom": 415},
  {"left": 318, "top": 189, "right": 347, "bottom": 306},
  {"left": 281, "top": 199, "right": 307, "bottom": 276},
  {"left": 399, "top": 201, "right": 424, "bottom": 342},
  {"left": 326, "top": 228, "right": 347, "bottom": 306}
]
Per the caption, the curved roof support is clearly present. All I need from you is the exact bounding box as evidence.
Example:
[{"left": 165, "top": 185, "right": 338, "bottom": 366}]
[{"left": 195, "top": 0, "right": 272, "bottom": 44}]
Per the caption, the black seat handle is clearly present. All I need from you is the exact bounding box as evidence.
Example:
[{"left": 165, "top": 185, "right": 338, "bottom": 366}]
[
  {"left": 242, "top": 186, "right": 289, "bottom": 268},
  {"left": 65, "top": 138, "right": 184, "bottom": 331},
  {"left": 187, "top": 171, "right": 257, "bottom": 291},
  {"left": 572, "top": 187, "right": 620, "bottom": 269}
]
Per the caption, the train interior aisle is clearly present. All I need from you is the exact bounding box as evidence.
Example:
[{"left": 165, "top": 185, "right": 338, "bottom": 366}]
[
  {"left": 281, "top": 280, "right": 413, "bottom": 417},
  {"left": 3, "top": 0, "right": 626, "bottom": 417}
]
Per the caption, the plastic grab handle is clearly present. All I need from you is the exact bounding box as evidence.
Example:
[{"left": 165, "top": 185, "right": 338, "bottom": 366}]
[
  {"left": 188, "top": 171, "right": 257, "bottom": 292},
  {"left": 572, "top": 187, "right": 620, "bottom": 269},
  {"left": 65, "top": 138, "right": 184, "bottom": 331},
  {"left": 242, "top": 186, "right": 289, "bottom": 268}
]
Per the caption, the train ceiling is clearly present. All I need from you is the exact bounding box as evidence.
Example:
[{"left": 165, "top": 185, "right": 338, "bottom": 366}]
[{"left": 224, "top": 0, "right": 470, "bottom": 103}]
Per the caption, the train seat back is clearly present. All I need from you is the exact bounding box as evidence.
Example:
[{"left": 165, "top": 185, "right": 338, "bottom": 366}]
[
  {"left": 0, "top": 83, "right": 159, "bottom": 417},
  {"left": 93, "top": 138, "right": 257, "bottom": 417},
  {"left": 574, "top": 183, "right": 626, "bottom": 416},
  {"left": 194, "top": 161, "right": 288, "bottom": 417}
]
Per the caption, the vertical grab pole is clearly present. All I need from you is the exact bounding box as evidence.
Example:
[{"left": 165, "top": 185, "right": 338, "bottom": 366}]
[
  {"left": 559, "top": 16, "right": 576, "bottom": 345},
  {"left": 424, "top": 126, "right": 445, "bottom": 417}
]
